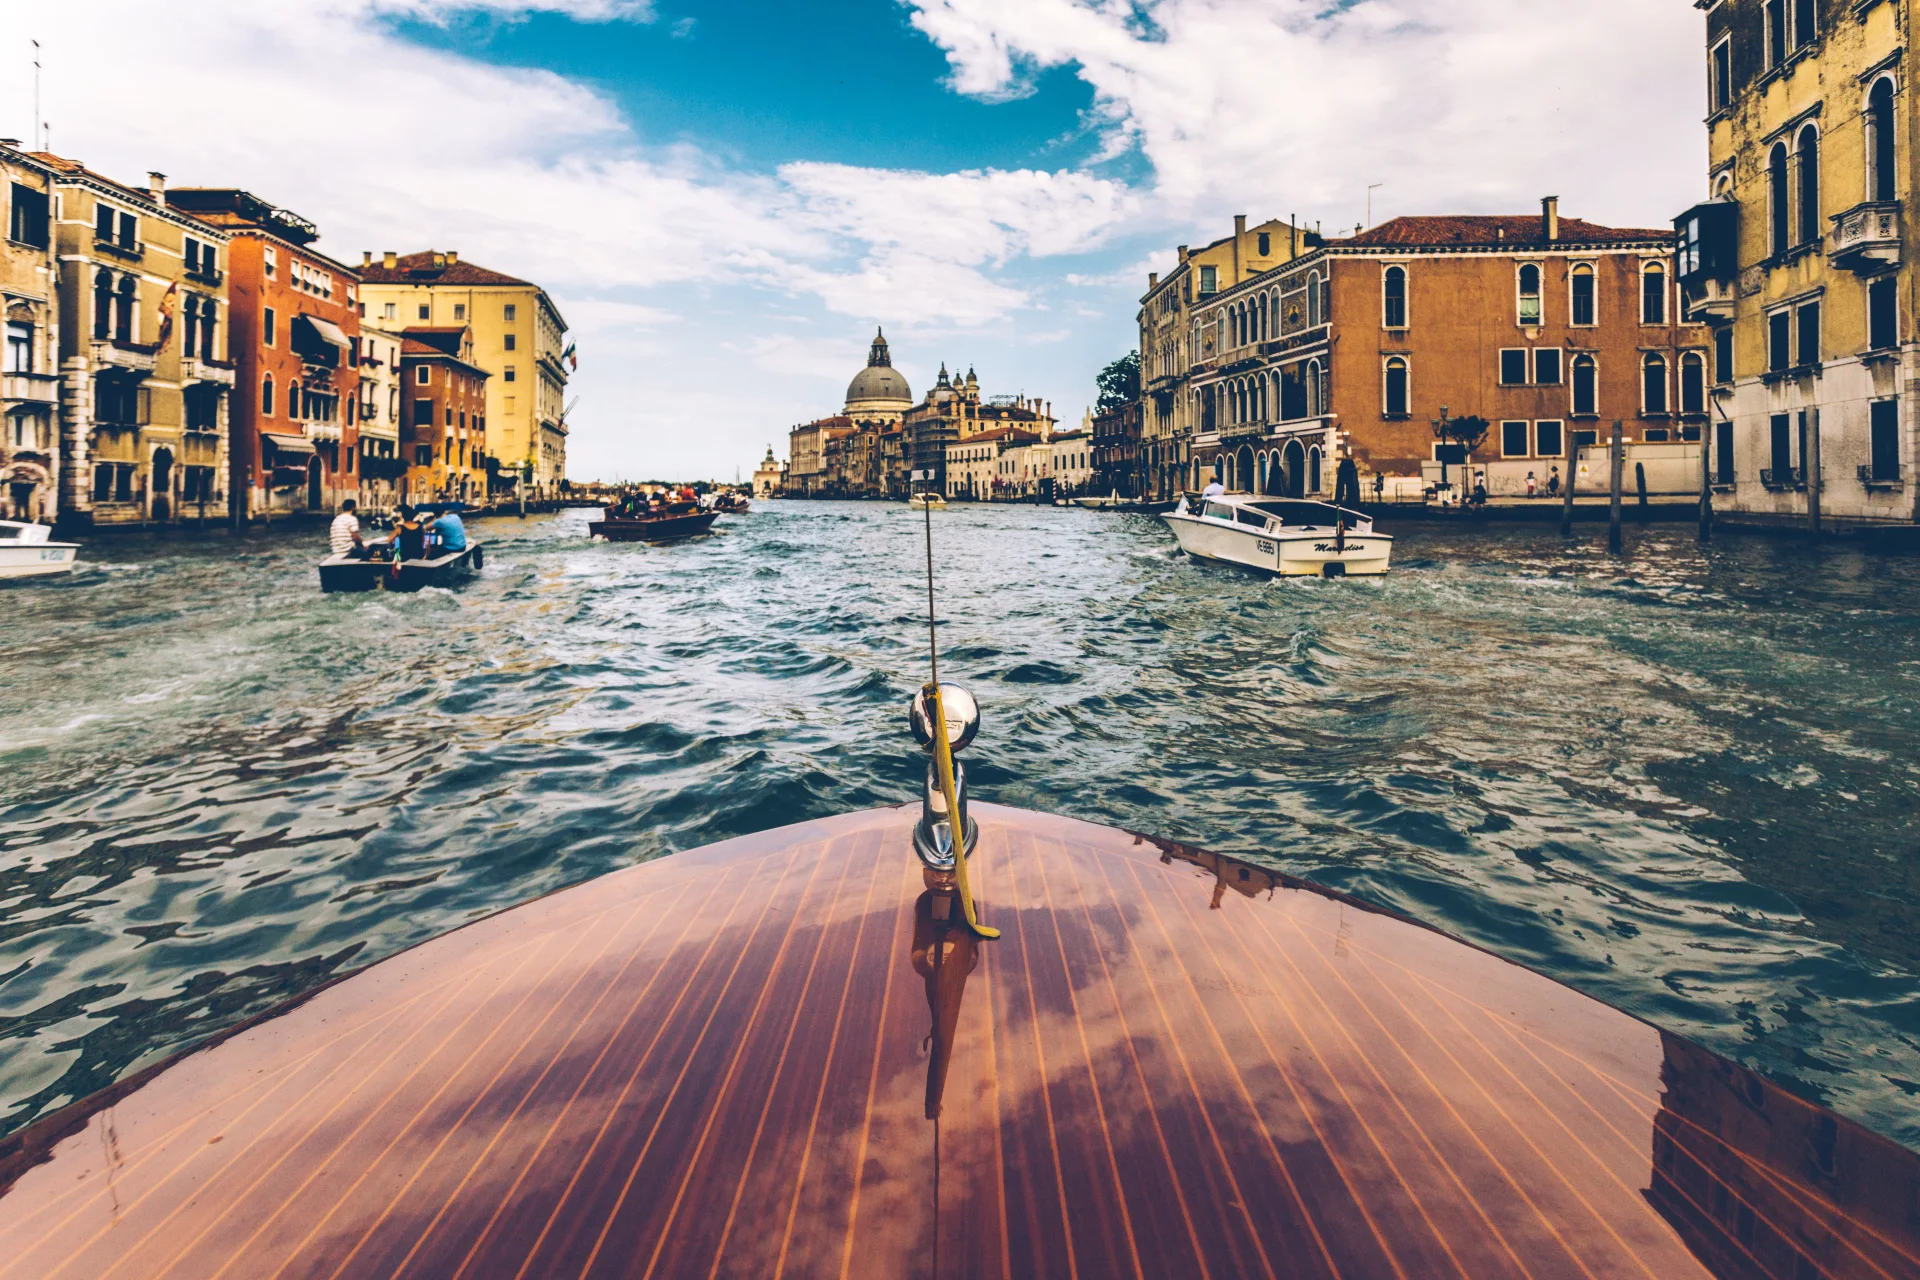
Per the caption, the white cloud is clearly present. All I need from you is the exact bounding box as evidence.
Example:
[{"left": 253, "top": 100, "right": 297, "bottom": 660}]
[{"left": 906, "top": 0, "right": 1707, "bottom": 231}]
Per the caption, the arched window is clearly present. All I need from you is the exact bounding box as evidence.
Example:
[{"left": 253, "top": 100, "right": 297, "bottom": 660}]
[
  {"left": 1868, "top": 77, "right": 1897, "bottom": 202},
  {"left": 1680, "top": 352, "right": 1706, "bottom": 415},
  {"left": 1641, "top": 264, "right": 1666, "bottom": 325},
  {"left": 262, "top": 374, "right": 275, "bottom": 417},
  {"left": 1306, "top": 358, "right": 1323, "bottom": 417},
  {"left": 93, "top": 270, "right": 113, "bottom": 340},
  {"left": 1257, "top": 377, "right": 1267, "bottom": 421},
  {"left": 1643, "top": 353, "right": 1668, "bottom": 414},
  {"left": 1572, "top": 355, "right": 1597, "bottom": 416},
  {"left": 1308, "top": 446, "right": 1322, "bottom": 495},
  {"left": 1518, "top": 263, "right": 1542, "bottom": 325},
  {"left": 114, "top": 277, "right": 136, "bottom": 343},
  {"left": 1270, "top": 292, "right": 1282, "bottom": 335},
  {"left": 1384, "top": 357, "right": 1409, "bottom": 416},
  {"left": 200, "top": 298, "right": 218, "bottom": 360},
  {"left": 1258, "top": 296, "right": 1269, "bottom": 341},
  {"left": 1571, "top": 264, "right": 1596, "bottom": 326},
  {"left": 1797, "top": 124, "right": 1821, "bottom": 245},
  {"left": 1307, "top": 270, "right": 1323, "bottom": 327},
  {"left": 1382, "top": 266, "right": 1408, "bottom": 328},
  {"left": 1769, "top": 142, "right": 1791, "bottom": 255},
  {"left": 1319, "top": 272, "right": 1331, "bottom": 326}
]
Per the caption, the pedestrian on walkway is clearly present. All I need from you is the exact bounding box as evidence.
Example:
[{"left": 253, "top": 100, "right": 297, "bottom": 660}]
[
  {"left": 1526, "top": 471, "right": 1537, "bottom": 499},
  {"left": 1547, "top": 466, "right": 1561, "bottom": 498}
]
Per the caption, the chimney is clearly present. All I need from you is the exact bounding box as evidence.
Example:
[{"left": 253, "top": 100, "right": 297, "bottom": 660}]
[
  {"left": 1542, "top": 195, "right": 1560, "bottom": 242},
  {"left": 1149, "top": 271, "right": 1158, "bottom": 288},
  {"left": 147, "top": 171, "right": 166, "bottom": 206},
  {"left": 446, "top": 250, "right": 458, "bottom": 264},
  {"left": 1233, "top": 214, "right": 1247, "bottom": 238},
  {"left": 1177, "top": 245, "right": 1189, "bottom": 262},
  {"left": 382, "top": 250, "right": 397, "bottom": 269},
  {"left": 362, "top": 250, "right": 372, "bottom": 267},
  {"left": 432, "top": 252, "right": 446, "bottom": 268}
]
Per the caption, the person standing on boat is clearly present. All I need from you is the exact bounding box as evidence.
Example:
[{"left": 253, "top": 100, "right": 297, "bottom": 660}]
[
  {"left": 1201, "top": 471, "right": 1225, "bottom": 500},
  {"left": 432, "top": 509, "right": 468, "bottom": 553},
  {"left": 329, "top": 500, "right": 369, "bottom": 560}
]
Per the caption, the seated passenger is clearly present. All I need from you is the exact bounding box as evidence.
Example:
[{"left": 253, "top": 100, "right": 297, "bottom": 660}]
[
  {"left": 391, "top": 506, "right": 427, "bottom": 561},
  {"left": 433, "top": 509, "right": 469, "bottom": 552},
  {"left": 328, "top": 499, "right": 368, "bottom": 560}
]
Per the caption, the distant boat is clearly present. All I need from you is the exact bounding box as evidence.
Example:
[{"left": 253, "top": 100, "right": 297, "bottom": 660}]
[
  {"left": 1163, "top": 493, "right": 1392, "bottom": 577},
  {"left": 907, "top": 492, "right": 947, "bottom": 510},
  {"left": 0, "top": 520, "right": 80, "bottom": 580},
  {"left": 1073, "top": 489, "right": 1125, "bottom": 509},
  {"left": 589, "top": 508, "right": 720, "bottom": 541}
]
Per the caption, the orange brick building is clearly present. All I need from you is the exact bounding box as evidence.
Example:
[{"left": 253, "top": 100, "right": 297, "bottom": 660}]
[
  {"left": 1181, "top": 202, "right": 1709, "bottom": 498},
  {"left": 168, "top": 188, "right": 361, "bottom": 521},
  {"left": 399, "top": 327, "right": 489, "bottom": 502}
]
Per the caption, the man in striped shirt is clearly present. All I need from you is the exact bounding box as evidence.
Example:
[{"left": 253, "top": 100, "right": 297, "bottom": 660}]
[{"left": 329, "top": 499, "right": 367, "bottom": 559}]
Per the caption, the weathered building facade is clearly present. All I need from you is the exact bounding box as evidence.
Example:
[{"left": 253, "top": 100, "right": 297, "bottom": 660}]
[
  {"left": 1137, "top": 216, "right": 1314, "bottom": 500},
  {"left": 1184, "top": 208, "right": 1705, "bottom": 498},
  {"left": 1, "top": 144, "right": 60, "bottom": 522},
  {"left": 1091, "top": 400, "right": 1142, "bottom": 498},
  {"left": 38, "top": 158, "right": 233, "bottom": 527},
  {"left": 358, "top": 252, "right": 570, "bottom": 498},
  {"left": 168, "top": 188, "right": 361, "bottom": 522},
  {"left": 1677, "top": 0, "right": 1918, "bottom": 528},
  {"left": 400, "top": 326, "right": 490, "bottom": 502}
]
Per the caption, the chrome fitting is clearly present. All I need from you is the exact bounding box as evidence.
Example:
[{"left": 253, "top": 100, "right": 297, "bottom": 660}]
[{"left": 913, "top": 757, "right": 978, "bottom": 871}]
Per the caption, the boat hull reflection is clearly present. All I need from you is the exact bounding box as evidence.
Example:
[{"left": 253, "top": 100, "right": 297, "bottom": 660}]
[{"left": 0, "top": 805, "right": 1915, "bottom": 1278}]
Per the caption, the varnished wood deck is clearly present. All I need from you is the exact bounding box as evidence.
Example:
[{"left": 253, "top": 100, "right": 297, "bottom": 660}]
[{"left": 0, "top": 804, "right": 1916, "bottom": 1278}]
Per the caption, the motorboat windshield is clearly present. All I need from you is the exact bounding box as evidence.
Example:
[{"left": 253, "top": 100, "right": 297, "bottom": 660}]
[{"left": 1243, "top": 499, "right": 1368, "bottom": 528}]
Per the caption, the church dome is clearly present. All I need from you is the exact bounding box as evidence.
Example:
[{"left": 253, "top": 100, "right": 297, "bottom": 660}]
[{"left": 844, "top": 328, "right": 912, "bottom": 408}]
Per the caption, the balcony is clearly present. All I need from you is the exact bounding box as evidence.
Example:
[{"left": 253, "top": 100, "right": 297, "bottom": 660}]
[
  {"left": 1, "top": 371, "right": 59, "bottom": 404},
  {"left": 1681, "top": 274, "right": 1738, "bottom": 324},
  {"left": 93, "top": 235, "right": 144, "bottom": 261},
  {"left": 1831, "top": 201, "right": 1900, "bottom": 273},
  {"left": 1759, "top": 467, "right": 1805, "bottom": 491},
  {"left": 1859, "top": 463, "right": 1903, "bottom": 490},
  {"left": 90, "top": 338, "right": 157, "bottom": 374},
  {"left": 308, "top": 421, "right": 343, "bottom": 443},
  {"left": 185, "top": 265, "right": 224, "bottom": 287},
  {"left": 181, "top": 356, "right": 236, "bottom": 386}
]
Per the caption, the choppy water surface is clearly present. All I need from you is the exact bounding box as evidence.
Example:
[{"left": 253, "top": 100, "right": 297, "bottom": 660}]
[{"left": 5, "top": 504, "right": 1920, "bottom": 1147}]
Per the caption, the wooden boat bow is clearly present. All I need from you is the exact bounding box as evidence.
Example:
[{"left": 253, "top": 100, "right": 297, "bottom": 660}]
[{"left": 0, "top": 803, "right": 1916, "bottom": 1278}]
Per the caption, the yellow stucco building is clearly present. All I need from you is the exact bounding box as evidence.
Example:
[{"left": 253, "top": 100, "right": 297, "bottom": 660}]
[
  {"left": 357, "top": 251, "right": 570, "bottom": 498},
  {"left": 1678, "top": 0, "right": 1916, "bottom": 527}
]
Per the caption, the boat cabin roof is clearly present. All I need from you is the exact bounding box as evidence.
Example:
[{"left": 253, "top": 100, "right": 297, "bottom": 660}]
[
  {"left": 1201, "top": 495, "right": 1369, "bottom": 527},
  {"left": 3, "top": 805, "right": 1916, "bottom": 1278}
]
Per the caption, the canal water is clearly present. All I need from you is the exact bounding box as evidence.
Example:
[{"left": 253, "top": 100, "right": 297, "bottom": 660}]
[{"left": 6, "top": 504, "right": 1920, "bottom": 1148}]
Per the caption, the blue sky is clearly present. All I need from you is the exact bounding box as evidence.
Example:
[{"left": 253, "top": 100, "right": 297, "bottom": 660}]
[{"left": 11, "top": 0, "right": 1707, "bottom": 481}]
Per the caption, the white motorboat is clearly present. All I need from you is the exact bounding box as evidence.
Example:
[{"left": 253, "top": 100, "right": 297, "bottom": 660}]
[
  {"left": 906, "top": 491, "right": 947, "bottom": 510},
  {"left": 1073, "top": 488, "right": 1126, "bottom": 509},
  {"left": 1162, "top": 492, "right": 1392, "bottom": 577},
  {"left": 0, "top": 520, "right": 80, "bottom": 580}
]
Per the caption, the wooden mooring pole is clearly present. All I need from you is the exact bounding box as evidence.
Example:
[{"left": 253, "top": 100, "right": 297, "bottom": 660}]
[
  {"left": 1807, "top": 406, "right": 1823, "bottom": 537},
  {"left": 1699, "top": 411, "right": 1713, "bottom": 543},
  {"left": 1561, "top": 427, "right": 1576, "bottom": 537},
  {"left": 1608, "top": 419, "right": 1624, "bottom": 555}
]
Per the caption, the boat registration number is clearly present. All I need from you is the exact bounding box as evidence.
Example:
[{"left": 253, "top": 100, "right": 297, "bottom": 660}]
[{"left": 1256, "top": 539, "right": 1275, "bottom": 554}]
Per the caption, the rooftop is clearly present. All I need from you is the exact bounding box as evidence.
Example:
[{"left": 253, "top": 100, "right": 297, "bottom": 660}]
[
  {"left": 360, "top": 250, "right": 532, "bottom": 287},
  {"left": 1335, "top": 214, "right": 1669, "bottom": 249}
]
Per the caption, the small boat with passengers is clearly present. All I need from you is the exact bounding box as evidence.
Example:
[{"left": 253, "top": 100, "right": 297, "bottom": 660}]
[
  {"left": 0, "top": 520, "right": 80, "bottom": 580},
  {"left": 588, "top": 503, "right": 720, "bottom": 542},
  {"left": 319, "top": 502, "right": 483, "bottom": 593},
  {"left": 4, "top": 508, "right": 1917, "bottom": 1280},
  {"left": 1164, "top": 491, "right": 1392, "bottom": 576}
]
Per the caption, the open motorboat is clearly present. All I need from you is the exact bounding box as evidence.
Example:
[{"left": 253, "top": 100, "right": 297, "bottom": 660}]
[
  {"left": 1072, "top": 489, "right": 1126, "bottom": 509},
  {"left": 907, "top": 491, "right": 948, "bottom": 510},
  {"left": 0, "top": 520, "right": 79, "bottom": 580},
  {"left": 589, "top": 504, "right": 720, "bottom": 542},
  {"left": 4, "top": 682, "right": 1919, "bottom": 1278},
  {"left": 318, "top": 544, "right": 483, "bottom": 593},
  {"left": 1164, "top": 492, "right": 1392, "bottom": 577}
]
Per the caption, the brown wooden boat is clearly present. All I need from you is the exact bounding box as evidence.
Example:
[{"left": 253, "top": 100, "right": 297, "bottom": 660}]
[
  {"left": 3, "top": 762, "right": 1918, "bottom": 1277},
  {"left": 587, "top": 508, "right": 719, "bottom": 541}
]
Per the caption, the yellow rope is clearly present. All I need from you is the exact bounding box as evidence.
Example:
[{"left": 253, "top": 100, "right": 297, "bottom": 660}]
[{"left": 928, "top": 683, "right": 998, "bottom": 940}]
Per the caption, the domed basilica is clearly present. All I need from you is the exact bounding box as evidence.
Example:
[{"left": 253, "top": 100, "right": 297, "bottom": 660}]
[{"left": 843, "top": 328, "right": 913, "bottom": 425}]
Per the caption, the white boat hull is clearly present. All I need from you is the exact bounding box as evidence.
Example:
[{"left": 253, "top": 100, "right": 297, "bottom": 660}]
[
  {"left": 0, "top": 541, "right": 79, "bottom": 579},
  {"left": 1163, "top": 513, "right": 1390, "bottom": 576}
]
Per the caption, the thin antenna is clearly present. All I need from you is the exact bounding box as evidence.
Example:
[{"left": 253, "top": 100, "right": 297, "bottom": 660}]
[
  {"left": 32, "top": 40, "right": 41, "bottom": 150},
  {"left": 1367, "top": 182, "right": 1384, "bottom": 228}
]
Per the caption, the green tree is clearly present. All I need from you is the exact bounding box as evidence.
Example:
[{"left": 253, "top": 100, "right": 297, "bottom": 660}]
[{"left": 1095, "top": 351, "right": 1141, "bottom": 414}]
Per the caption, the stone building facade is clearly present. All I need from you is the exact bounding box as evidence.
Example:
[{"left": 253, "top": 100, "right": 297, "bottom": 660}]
[
  {"left": 168, "top": 188, "right": 361, "bottom": 522},
  {"left": 37, "top": 157, "right": 233, "bottom": 527},
  {"left": 1091, "top": 399, "right": 1142, "bottom": 499},
  {"left": 1, "top": 144, "right": 59, "bottom": 522},
  {"left": 354, "top": 322, "right": 406, "bottom": 511},
  {"left": 1137, "top": 216, "right": 1314, "bottom": 500},
  {"left": 1676, "top": 0, "right": 1919, "bottom": 529},
  {"left": 358, "top": 252, "right": 570, "bottom": 498}
]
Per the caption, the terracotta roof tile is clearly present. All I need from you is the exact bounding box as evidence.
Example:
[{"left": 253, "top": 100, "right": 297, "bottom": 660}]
[
  {"left": 1336, "top": 215, "right": 1670, "bottom": 249},
  {"left": 359, "top": 250, "right": 531, "bottom": 287}
]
